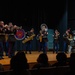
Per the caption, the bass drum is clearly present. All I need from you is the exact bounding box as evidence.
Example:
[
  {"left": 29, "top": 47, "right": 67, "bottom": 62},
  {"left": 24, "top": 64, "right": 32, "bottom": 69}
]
[{"left": 14, "top": 29, "right": 25, "bottom": 40}]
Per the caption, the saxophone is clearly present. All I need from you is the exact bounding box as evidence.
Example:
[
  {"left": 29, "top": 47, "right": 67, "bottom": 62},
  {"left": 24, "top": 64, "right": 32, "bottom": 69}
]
[
  {"left": 39, "top": 35, "right": 42, "bottom": 42},
  {"left": 68, "top": 34, "right": 73, "bottom": 41},
  {"left": 22, "top": 34, "right": 35, "bottom": 43},
  {"left": 5, "top": 34, "right": 9, "bottom": 42}
]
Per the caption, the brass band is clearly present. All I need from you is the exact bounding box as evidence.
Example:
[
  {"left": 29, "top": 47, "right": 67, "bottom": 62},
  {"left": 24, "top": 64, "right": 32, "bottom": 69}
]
[{"left": 0, "top": 21, "right": 25, "bottom": 42}]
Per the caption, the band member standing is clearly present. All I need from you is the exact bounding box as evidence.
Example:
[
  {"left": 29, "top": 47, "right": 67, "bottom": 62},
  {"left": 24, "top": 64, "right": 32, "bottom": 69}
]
[
  {"left": 40, "top": 23, "right": 48, "bottom": 54},
  {"left": 25, "top": 28, "right": 35, "bottom": 54},
  {"left": 2, "top": 24, "right": 10, "bottom": 56},
  {"left": 8, "top": 24, "right": 17, "bottom": 58},
  {"left": 53, "top": 29, "right": 60, "bottom": 53},
  {"left": 63, "top": 29, "right": 71, "bottom": 53},
  {"left": 66, "top": 28, "right": 73, "bottom": 53},
  {"left": 0, "top": 21, "right": 4, "bottom": 59}
]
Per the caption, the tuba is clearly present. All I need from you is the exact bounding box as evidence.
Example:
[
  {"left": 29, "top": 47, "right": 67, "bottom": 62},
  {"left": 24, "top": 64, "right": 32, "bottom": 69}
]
[
  {"left": 39, "top": 23, "right": 48, "bottom": 42},
  {"left": 41, "top": 23, "right": 48, "bottom": 32}
]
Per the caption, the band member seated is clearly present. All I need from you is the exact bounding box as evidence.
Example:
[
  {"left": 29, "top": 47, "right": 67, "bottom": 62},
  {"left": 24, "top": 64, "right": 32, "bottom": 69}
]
[
  {"left": 0, "top": 21, "right": 4, "bottom": 59},
  {"left": 53, "top": 29, "right": 60, "bottom": 53},
  {"left": 40, "top": 23, "right": 48, "bottom": 54},
  {"left": 25, "top": 28, "right": 35, "bottom": 54}
]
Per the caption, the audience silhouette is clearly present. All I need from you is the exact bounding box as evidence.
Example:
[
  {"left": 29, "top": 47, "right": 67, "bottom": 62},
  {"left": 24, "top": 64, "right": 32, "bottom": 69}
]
[
  {"left": 0, "top": 63, "right": 4, "bottom": 71},
  {"left": 66, "top": 53, "right": 75, "bottom": 75},
  {"left": 52, "top": 52, "right": 68, "bottom": 67},
  {"left": 1, "top": 51, "right": 75, "bottom": 75},
  {"left": 32, "top": 53, "right": 50, "bottom": 69},
  {"left": 8, "top": 51, "right": 31, "bottom": 75}
]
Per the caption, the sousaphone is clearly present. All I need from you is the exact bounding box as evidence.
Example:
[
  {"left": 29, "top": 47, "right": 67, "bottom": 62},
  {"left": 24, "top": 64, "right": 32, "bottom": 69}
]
[{"left": 40, "top": 23, "right": 48, "bottom": 31}]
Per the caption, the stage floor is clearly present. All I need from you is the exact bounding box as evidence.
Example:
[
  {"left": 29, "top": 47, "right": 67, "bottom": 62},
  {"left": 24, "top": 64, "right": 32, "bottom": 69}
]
[{"left": 0, "top": 51, "right": 70, "bottom": 65}]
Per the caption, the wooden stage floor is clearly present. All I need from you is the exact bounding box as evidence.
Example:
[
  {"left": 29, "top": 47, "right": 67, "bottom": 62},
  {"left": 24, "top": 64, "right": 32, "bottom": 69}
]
[{"left": 0, "top": 51, "right": 70, "bottom": 66}]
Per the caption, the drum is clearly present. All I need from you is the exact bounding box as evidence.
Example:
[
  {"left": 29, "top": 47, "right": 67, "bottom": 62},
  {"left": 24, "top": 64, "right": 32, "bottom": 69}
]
[{"left": 14, "top": 29, "right": 25, "bottom": 40}]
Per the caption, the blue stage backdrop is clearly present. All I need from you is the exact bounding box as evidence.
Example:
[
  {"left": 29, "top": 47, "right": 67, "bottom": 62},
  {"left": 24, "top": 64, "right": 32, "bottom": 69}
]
[{"left": 47, "top": 29, "right": 54, "bottom": 50}]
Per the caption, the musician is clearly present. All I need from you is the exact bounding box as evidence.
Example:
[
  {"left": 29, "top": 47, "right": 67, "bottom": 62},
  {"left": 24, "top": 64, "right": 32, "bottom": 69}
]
[
  {"left": 66, "top": 28, "right": 73, "bottom": 53},
  {"left": 53, "top": 29, "right": 60, "bottom": 53},
  {"left": 25, "top": 28, "right": 35, "bottom": 54},
  {"left": 0, "top": 21, "right": 4, "bottom": 59},
  {"left": 40, "top": 23, "right": 48, "bottom": 54},
  {"left": 2, "top": 24, "right": 10, "bottom": 56},
  {"left": 63, "top": 29, "right": 71, "bottom": 53},
  {"left": 0, "top": 21, "right": 4, "bottom": 32},
  {"left": 8, "top": 22, "right": 13, "bottom": 32},
  {"left": 7, "top": 24, "right": 17, "bottom": 58}
]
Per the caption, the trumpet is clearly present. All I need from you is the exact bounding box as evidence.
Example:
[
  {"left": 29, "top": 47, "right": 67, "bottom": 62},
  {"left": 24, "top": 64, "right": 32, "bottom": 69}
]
[{"left": 13, "top": 25, "right": 22, "bottom": 29}]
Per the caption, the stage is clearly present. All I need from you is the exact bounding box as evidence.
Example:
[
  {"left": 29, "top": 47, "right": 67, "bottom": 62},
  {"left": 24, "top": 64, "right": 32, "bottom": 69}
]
[{"left": 0, "top": 51, "right": 70, "bottom": 71}]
